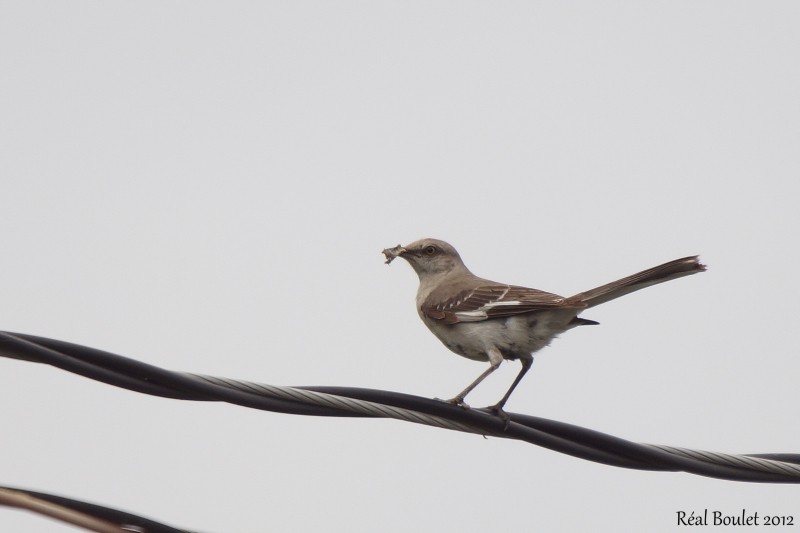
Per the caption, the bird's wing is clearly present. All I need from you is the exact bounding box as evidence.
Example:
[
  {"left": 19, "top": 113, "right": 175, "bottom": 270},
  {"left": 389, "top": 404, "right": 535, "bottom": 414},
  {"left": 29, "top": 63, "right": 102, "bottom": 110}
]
[{"left": 422, "top": 284, "right": 585, "bottom": 324}]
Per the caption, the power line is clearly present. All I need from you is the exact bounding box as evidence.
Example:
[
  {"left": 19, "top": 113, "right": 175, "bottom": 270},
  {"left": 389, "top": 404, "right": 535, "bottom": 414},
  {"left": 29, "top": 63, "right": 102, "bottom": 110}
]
[
  {"left": 0, "top": 486, "right": 192, "bottom": 533},
  {"left": 1, "top": 331, "right": 799, "bottom": 483}
]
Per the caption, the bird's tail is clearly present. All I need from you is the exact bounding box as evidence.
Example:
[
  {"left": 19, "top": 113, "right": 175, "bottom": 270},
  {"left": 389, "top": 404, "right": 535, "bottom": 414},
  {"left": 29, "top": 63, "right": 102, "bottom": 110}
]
[{"left": 569, "top": 256, "right": 706, "bottom": 308}]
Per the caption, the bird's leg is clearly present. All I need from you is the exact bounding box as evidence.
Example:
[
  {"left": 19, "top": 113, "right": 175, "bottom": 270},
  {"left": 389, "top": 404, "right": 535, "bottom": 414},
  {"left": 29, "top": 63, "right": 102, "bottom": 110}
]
[
  {"left": 446, "top": 364, "right": 498, "bottom": 408},
  {"left": 446, "top": 348, "right": 504, "bottom": 408},
  {"left": 488, "top": 356, "right": 533, "bottom": 425}
]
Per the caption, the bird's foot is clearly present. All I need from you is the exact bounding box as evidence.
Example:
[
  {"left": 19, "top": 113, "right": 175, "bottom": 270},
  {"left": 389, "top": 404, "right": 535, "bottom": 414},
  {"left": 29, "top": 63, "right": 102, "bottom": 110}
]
[
  {"left": 435, "top": 396, "right": 471, "bottom": 410},
  {"left": 486, "top": 403, "right": 511, "bottom": 429}
]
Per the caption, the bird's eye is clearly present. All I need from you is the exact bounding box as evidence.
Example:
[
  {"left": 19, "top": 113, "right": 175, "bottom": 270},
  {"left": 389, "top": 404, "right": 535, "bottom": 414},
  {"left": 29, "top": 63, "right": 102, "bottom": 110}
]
[{"left": 424, "top": 245, "right": 437, "bottom": 255}]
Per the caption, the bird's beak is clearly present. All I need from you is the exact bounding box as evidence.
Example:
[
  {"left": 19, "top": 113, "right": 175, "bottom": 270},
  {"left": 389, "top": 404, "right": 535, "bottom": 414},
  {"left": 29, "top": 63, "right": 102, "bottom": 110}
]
[{"left": 382, "top": 244, "right": 408, "bottom": 264}]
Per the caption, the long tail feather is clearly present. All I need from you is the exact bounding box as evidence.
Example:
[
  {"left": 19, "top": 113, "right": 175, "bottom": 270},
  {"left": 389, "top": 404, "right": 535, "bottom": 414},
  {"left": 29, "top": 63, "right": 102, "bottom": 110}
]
[{"left": 570, "top": 256, "right": 706, "bottom": 308}]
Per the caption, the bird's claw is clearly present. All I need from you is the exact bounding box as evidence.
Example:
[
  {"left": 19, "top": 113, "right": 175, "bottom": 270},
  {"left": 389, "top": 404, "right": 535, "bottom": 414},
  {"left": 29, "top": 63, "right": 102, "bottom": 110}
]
[
  {"left": 435, "top": 397, "right": 471, "bottom": 410},
  {"left": 487, "top": 404, "right": 511, "bottom": 429}
]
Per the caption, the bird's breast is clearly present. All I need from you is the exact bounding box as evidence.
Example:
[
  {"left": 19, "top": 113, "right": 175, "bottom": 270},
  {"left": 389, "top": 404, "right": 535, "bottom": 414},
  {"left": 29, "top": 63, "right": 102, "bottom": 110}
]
[{"left": 418, "top": 310, "right": 577, "bottom": 362}]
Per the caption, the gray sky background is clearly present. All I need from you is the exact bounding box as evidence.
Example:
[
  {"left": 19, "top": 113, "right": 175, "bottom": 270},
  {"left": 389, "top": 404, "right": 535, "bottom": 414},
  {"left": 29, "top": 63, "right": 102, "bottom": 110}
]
[{"left": 2, "top": 2, "right": 799, "bottom": 531}]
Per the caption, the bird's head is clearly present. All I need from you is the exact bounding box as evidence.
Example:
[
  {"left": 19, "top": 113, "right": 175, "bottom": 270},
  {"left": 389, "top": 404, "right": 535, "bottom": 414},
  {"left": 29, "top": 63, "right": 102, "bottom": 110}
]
[{"left": 382, "top": 238, "right": 466, "bottom": 278}]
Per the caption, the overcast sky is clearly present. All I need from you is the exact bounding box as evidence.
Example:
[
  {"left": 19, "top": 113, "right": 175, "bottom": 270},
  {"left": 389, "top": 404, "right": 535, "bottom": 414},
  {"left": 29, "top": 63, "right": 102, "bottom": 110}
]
[{"left": 2, "top": 2, "right": 799, "bottom": 532}]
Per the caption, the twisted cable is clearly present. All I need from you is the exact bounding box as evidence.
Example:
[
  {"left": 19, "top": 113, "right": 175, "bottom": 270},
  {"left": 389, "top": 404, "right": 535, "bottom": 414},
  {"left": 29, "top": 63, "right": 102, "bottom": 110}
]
[{"left": 1, "top": 331, "right": 798, "bottom": 483}]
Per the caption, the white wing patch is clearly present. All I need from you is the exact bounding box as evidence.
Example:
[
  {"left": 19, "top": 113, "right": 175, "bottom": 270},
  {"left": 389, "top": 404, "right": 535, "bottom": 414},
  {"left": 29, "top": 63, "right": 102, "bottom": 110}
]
[
  {"left": 451, "top": 311, "right": 488, "bottom": 321},
  {"left": 453, "top": 298, "right": 523, "bottom": 321}
]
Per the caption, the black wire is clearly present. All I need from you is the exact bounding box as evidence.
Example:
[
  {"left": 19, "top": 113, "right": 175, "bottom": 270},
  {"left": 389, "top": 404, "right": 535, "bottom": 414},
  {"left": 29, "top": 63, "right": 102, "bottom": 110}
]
[
  {"left": 0, "top": 486, "right": 192, "bottom": 533},
  {"left": 302, "top": 386, "right": 799, "bottom": 483},
  {"left": 2, "top": 331, "right": 799, "bottom": 484},
  {"left": 0, "top": 333, "right": 351, "bottom": 417}
]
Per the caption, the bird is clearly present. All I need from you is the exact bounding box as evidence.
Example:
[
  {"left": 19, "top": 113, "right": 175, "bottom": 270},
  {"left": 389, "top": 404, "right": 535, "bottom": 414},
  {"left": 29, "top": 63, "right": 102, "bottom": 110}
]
[{"left": 382, "top": 238, "right": 706, "bottom": 423}]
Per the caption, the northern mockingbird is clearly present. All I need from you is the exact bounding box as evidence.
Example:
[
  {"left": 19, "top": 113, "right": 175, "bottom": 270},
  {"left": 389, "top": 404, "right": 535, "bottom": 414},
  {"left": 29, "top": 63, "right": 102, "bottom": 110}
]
[{"left": 383, "top": 238, "right": 706, "bottom": 421}]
